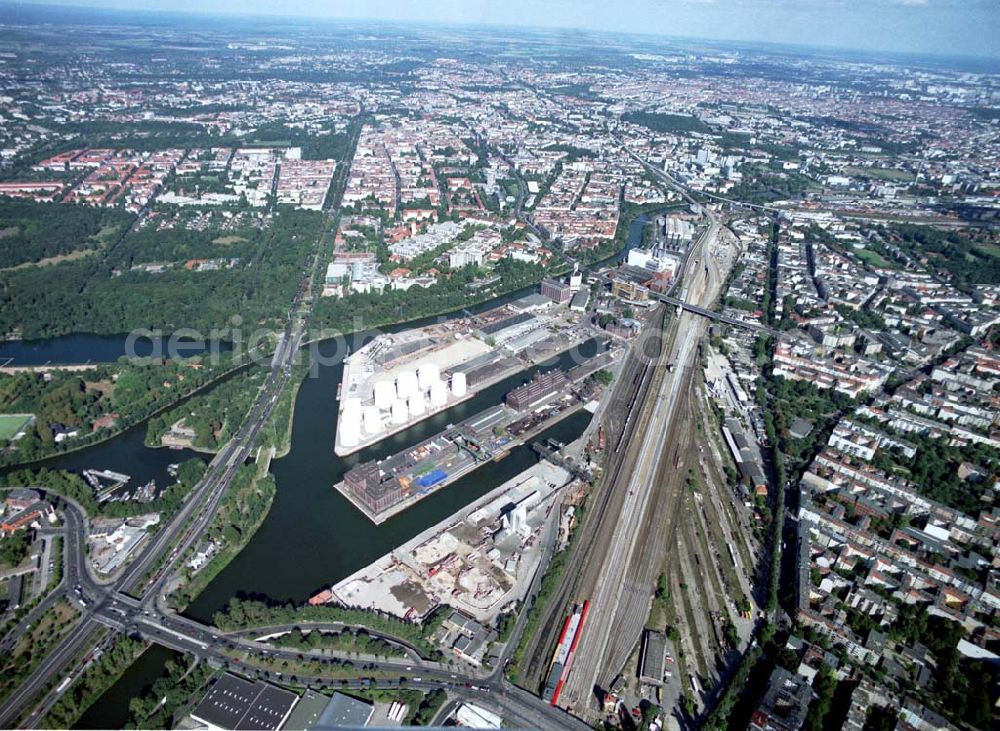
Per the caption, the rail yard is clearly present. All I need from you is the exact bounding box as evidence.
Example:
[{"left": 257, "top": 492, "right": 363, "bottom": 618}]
[{"left": 511, "top": 214, "right": 768, "bottom": 725}]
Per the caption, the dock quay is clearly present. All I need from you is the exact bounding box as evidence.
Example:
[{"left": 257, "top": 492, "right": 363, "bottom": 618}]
[
  {"left": 531, "top": 441, "right": 590, "bottom": 481},
  {"left": 328, "top": 460, "right": 578, "bottom": 626},
  {"left": 334, "top": 302, "right": 597, "bottom": 456},
  {"left": 83, "top": 469, "right": 131, "bottom": 490},
  {"left": 334, "top": 366, "right": 599, "bottom": 525}
]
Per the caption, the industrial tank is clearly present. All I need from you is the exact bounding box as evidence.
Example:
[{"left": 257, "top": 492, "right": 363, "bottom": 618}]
[
  {"left": 372, "top": 380, "right": 396, "bottom": 410},
  {"left": 396, "top": 370, "right": 418, "bottom": 399},
  {"left": 391, "top": 398, "right": 408, "bottom": 425},
  {"left": 408, "top": 393, "right": 426, "bottom": 416},
  {"left": 451, "top": 371, "right": 467, "bottom": 397},
  {"left": 362, "top": 405, "right": 383, "bottom": 435},
  {"left": 339, "top": 410, "right": 361, "bottom": 448},
  {"left": 429, "top": 379, "right": 448, "bottom": 407},
  {"left": 417, "top": 362, "right": 441, "bottom": 390}
]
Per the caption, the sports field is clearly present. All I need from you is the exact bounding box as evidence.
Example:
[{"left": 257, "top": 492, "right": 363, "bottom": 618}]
[{"left": 0, "top": 414, "right": 33, "bottom": 440}]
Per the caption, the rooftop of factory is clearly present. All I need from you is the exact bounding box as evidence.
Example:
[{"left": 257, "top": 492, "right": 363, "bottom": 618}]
[{"left": 189, "top": 673, "right": 298, "bottom": 731}]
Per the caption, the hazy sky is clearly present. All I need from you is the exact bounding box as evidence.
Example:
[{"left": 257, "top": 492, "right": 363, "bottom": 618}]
[{"left": 11, "top": 0, "right": 1000, "bottom": 59}]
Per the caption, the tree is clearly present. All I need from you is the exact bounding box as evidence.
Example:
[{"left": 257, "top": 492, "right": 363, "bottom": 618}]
[
  {"left": 655, "top": 573, "right": 668, "bottom": 599},
  {"left": 863, "top": 705, "right": 897, "bottom": 731},
  {"left": 0, "top": 531, "right": 30, "bottom": 568},
  {"left": 593, "top": 369, "right": 614, "bottom": 387},
  {"left": 804, "top": 664, "right": 837, "bottom": 731}
]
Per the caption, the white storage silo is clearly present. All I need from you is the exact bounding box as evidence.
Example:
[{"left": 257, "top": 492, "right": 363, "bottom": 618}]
[
  {"left": 429, "top": 379, "right": 448, "bottom": 408},
  {"left": 339, "top": 410, "right": 361, "bottom": 448},
  {"left": 362, "top": 405, "right": 383, "bottom": 435},
  {"left": 417, "top": 363, "right": 440, "bottom": 390},
  {"left": 396, "top": 370, "right": 418, "bottom": 400},
  {"left": 391, "top": 398, "right": 408, "bottom": 425},
  {"left": 408, "top": 393, "right": 426, "bottom": 416},
  {"left": 372, "top": 380, "right": 396, "bottom": 410},
  {"left": 451, "top": 371, "right": 467, "bottom": 397}
]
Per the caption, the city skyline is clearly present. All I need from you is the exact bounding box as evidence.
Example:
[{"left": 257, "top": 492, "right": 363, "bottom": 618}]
[
  {"left": 0, "top": 6, "right": 996, "bottom": 730},
  {"left": 5, "top": 0, "right": 1000, "bottom": 60}
]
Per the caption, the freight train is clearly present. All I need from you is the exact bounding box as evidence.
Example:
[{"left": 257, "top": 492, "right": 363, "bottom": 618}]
[{"left": 542, "top": 601, "right": 590, "bottom": 706}]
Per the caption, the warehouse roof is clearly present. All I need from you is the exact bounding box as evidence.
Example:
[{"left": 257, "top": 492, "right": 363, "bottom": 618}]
[
  {"left": 190, "top": 673, "right": 298, "bottom": 731},
  {"left": 314, "top": 692, "right": 374, "bottom": 730}
]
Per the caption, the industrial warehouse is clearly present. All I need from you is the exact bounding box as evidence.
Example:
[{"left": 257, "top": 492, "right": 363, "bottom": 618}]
[
  {"left": 334, "top": 343, "right": 612, "bottom": 524},
  {"left": 333, "top": 300, "right": 593, "bottom": 456},
  {"left": 327, "top": 461, "right": 582, "bottom": 629}
]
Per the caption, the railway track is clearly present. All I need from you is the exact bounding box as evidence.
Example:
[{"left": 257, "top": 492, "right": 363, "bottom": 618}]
[
  {"left": 558, "top": 323, "right": 692, "bottom": 708},
  {"left": 596, "top": 375, "right": 696, "bottom": 686},
  {"left": 519, "top": 221, "right": 739, "bottom": 718},
  {"left": 558, "top": 224, "right": 735, "bottom": 713},
  {"left": 518, "top": 311, "right": 667, "bottom": 690}
]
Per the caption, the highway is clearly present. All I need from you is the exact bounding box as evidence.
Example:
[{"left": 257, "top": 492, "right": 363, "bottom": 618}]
[
  {"left": 1, "top": 449, "right": 592, "bottom": 729},
  {"left": 0, "top": 119, "right": 589, "bottom": 729},
  {"left": 0, "top": 129, "right": 338, "bottom": 727}
]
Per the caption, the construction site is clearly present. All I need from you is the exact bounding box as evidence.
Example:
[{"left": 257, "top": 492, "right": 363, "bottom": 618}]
[{"left": 326, "top": 461, "right": 582, "bottom": 628}]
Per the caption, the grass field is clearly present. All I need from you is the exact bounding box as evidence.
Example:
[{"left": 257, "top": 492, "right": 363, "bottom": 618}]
[
  {"left": 853, "top": 247, "right": 896, "bottom": 269},
  {"left": 0, "top": 248, "right": 98, "bottom": 272},
  {"left": 0, "top": 414, "right": 33, "bottom": 440},
  {"left": 843, "top": 166, "right": 914, "bottom": 182},
  {"left": 974, "top": 243, "right": 1000, "bottom": 259}
]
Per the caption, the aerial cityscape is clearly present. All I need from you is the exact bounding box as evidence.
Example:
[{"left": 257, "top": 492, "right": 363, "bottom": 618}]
[{"left": 0, "top": 1, "right": 998, "bottom": 730}]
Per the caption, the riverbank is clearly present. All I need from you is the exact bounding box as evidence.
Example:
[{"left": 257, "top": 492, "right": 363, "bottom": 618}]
[
  {"left": 145, "top": 442, "right": 218, "bottom": 456},
  {"left": 72, "top": 644, "right": 180, "bottom": 730},
  {"left": 0, "top": 359, "right": 253, "bottom": 472},
  {"left": 271, "top": 374, "right": 302, "bottom": 459},
  {"left": 167, "top": 461, "right": 276, "bottom": 612},
  {"left": 164, "top": 371, "right": 306, "bottom": 605},
  {"left": 42, "top": 636, "right": 147, "bottom": 729}
]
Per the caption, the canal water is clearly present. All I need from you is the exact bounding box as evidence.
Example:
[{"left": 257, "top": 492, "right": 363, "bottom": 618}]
[
  {"left": 0, "top": 420, "right": 204, "bottom": 492},
  {"left": 12, "top": 209, "right": 659, "bottom": 721},
  {"left": 73, "top": 645, "right": 179, "bottom": 730},
  {"left": 182, "top": 336, "right": 600, "bottom": 622},
  {"left": 0, "top": 333, "right": 229, "bottom": 366}
]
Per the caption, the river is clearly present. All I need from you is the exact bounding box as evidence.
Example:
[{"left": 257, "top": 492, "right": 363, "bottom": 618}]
[
  {"left": 73, "top": 645, "right": 179, "bottom": 730},
  {"left": 16, "top": 207, "right": 658, "bottom": 722},
  {"left": 0, "top": 333, "right": 230, "bottom": 366}
]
